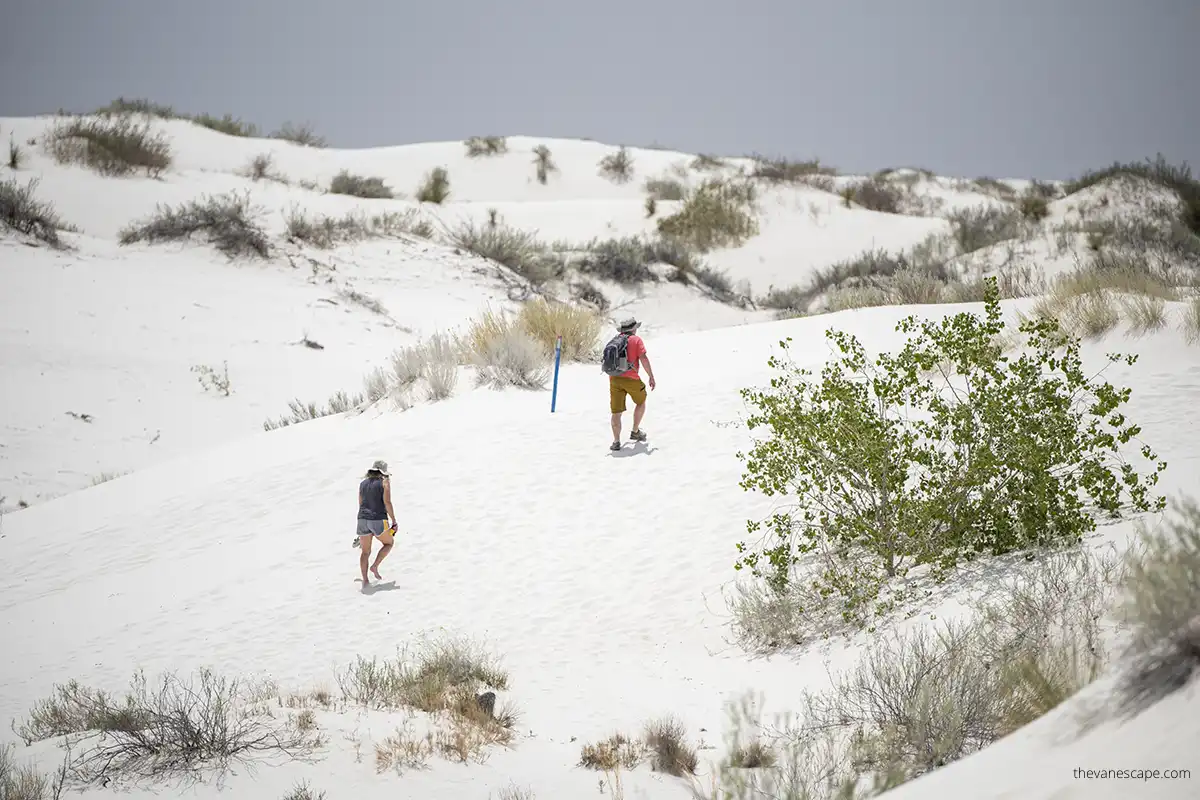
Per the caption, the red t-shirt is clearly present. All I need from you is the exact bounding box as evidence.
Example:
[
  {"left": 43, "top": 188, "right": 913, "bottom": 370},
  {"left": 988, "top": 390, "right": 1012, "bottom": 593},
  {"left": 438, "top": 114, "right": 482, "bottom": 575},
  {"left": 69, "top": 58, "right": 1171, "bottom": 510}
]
[{"left": 618, "top": 334, "right": 646, "bottom": 380}]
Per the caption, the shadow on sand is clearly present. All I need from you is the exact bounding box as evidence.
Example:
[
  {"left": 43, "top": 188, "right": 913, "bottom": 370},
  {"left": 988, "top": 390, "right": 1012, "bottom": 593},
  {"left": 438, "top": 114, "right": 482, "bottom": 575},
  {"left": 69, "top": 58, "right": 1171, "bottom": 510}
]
[
  {"left": 610, "top": 442, "right": 658, "bottom": 458},
  {"left": 359, "top": 580, "right": 398, "bottom": 595}
]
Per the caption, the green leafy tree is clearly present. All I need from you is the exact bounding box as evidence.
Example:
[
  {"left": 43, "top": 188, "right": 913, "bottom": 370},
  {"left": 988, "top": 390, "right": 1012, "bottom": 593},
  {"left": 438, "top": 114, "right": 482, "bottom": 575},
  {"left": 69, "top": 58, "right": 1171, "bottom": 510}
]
[{"left": 735, "top": 278, "right": 1166, "bottom": 626}]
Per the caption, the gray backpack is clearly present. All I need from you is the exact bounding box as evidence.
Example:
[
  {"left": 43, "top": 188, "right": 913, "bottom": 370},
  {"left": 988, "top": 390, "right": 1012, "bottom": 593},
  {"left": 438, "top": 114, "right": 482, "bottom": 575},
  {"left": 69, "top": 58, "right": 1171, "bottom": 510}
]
[{"left": 600, "top": 333, "right": 632, "bottom": 376}]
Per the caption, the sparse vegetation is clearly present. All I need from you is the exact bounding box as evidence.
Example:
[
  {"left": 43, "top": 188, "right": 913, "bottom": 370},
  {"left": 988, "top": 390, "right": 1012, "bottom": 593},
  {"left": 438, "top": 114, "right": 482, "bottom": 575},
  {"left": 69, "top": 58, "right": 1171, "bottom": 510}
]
[
  {"left": 191, "top": 362, "right": 231, "bottom": 396},
  {"left": 947, "top": 205, "right": 1027, "bottom": 254},
  {"left": 270, "top": 121, "right": 327, "bottom": 148},
  {"left": 844, "top": 178, "right": 905, "bottom": 214},
  {"left": 1116, "top": 495, "right": 1200, "bottom": 717},
  {"left": 119, "top": 192, "right": 271, "bottom": 259},
  {"left": 15, "top": 669, "right": 319, "bottom": 787},
  {"left": 735, "top": 279, "right": 1166, "bottom": 631},
  {"left": 1065, "top": 154, "right": 1200, "bottom": 236},
  {"left": 329, "top": 169, "right": 394, "bottom": 199},
  {"left": 691, "top": 154, "right": 727, "bottom": 172},
  {"left": 750, "top": 156, "right": 836, "bottom": 184},
  {"left": 45, "top": 114, "right": 172, "bottom": 178},
  {"left": 91, "top": 97, "right": 260, "bottom": 138},
  {"left": 243, "top": 152, "right": 286, "bottom": 183},
  {"left": 465, "top": 136, "right": 508, "bottom": 157},
  {"left": 281, "top": 780, "right": 327, "bottom": 800},
  {"left": 263, "top": 390, "right": 366, "bottom": 430},
  {"left": 656, "top": 177, "right": 759, "bottom": 252},
  {"left": 449, "top": 220, "right": 561, "bottom": 284},
  {"left": 580, "top": 718, "right": 697, "bottom": 777},
  {"left": 532, "top": 144, "right": 557, "bottom": 185},
  {"left": 1, "top": 177, "right": 75, "bottom": 247},
  {"left": 7, "top": 136, "right": 21, "bottom": 169},
  {"left": 0, "top": 741, "right": 65, "bottom": 800},
  {"left": 286, "top": 206, "right": 433, "bottom": 247},
  {"left": 416, "top": 167, "right": 451, "bottom": 204},
  {"left": 598, "top": 147, "right": 634, "bottom": 184},
  {"left": 645, "top": 176, "right": 687, "bottom": 202}
]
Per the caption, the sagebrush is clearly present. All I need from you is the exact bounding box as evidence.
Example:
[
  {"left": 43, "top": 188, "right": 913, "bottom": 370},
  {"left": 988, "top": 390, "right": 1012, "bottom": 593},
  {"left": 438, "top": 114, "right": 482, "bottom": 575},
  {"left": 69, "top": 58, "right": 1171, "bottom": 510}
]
[{"left": 119, "top": 192, "right": 271, "bottom": 259}]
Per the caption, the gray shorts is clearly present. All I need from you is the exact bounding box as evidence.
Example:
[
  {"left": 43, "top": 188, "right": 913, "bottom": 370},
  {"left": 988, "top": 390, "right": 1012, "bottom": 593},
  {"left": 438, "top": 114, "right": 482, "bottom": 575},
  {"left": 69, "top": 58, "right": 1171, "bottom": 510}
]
[{"left": 356, "top": 518, "right": 388, "bottom": 536}]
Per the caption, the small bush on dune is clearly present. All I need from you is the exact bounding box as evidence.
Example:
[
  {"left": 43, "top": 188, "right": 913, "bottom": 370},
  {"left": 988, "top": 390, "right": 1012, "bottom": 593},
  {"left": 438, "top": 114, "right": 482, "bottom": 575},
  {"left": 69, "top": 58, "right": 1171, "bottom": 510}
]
[
  {"left": 845, "top": 178, "right": 905, "bottom": 213},
  {"left": 735, "top": 279, "right": 1166, "bottom": 627},
  {"left": 472, "top": 326, "right": 552, "bottom": 390},
  {"left": 388, "top": 333, "right": 459, "bottom": 402},
  {"left": 8, "top": 136, "right": 21, "bottom": 169},
  {"left": 576, "top": 236, "right": 658, "bottom": 284},
  {"left": 1116, "top": 495, "right": 1200, "bottom": 717},
  {"left": 16, "top": 669, "right": 318, "bottom": 787},
  {"left": 947, "top": 205, "right": 1027, "bottom": 254},
  {"left": 532, "top": 144, "right": 557, "bottom": 185},
  {"left": 1, "top": 177, "right": 74, "bottom": 247},
  {"left": 281, "top": 780, "right": 327, "bottom": 800},
  {"left": 643, "top": 716, "right": 699, "bottom": 777},
  {"left": 645, "top": 176, "right": 687, "bottom": 201},
  {"left": 449, "top": 220, "right": 560, "bottom": 284},
  {"left": 1019, "top": 189, "right": 1050, "bottom": 221},
  {"left": 270, "top": 121, "right": 327, "bottom": 148},
  {"left": 416, "top": 167, "right": 451, "bottom": 204},
  {"left": 190, "top": 112, "right": 259, "bottom": 138},
  {"left": 749, "top": 156, "right": 836, "bottom": 184},
  {"left": 691, "top": 153, "right": 727, "bottom": 172},
  {"left": 329, "top": 169, "right": 394, "bottom": 199},
  {"left": 263, "top": 390, "right": 366, "bottom": 430},
  {"left": 45, "top": 115, "right": 171, "bottom": 177},
  {"left": 598, "top": 147, "right": 634, "bottom": 184},
  {"left": 516, "top": 297, "right": 602, "bottom": 361},
  {"left": 119, "top": 192, "right": 270, "bottom": 259},
  {"left": 1, "top": 741, "right": 65, "bottom": 800},
  {"left": 244, "top": 152, "right": 286, "bottom": 183},
  {"left": 656, "top": 177, "right": 759, "bottom": 252},
  {"left": 91, "top": 97, "right": 259, "bottom": 138},
  {"left": 1066, "top": 154, "right": 1200, "bottom": 236},
  {"left": 465, "top": 136, "right": 508, "bottom": 157}
]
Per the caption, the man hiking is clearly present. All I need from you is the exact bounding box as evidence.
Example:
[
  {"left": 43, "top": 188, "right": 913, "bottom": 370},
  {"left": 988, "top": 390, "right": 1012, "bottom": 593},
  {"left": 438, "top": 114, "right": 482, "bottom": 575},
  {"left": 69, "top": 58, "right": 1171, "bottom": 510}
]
[{"left": 601, "top": 317, "right": 656, "bottom": 451}]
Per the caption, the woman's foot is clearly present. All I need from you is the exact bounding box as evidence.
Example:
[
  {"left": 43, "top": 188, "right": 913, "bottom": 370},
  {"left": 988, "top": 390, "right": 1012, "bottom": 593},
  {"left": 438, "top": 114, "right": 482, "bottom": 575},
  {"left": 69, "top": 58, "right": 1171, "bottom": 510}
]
[{"left": 370, "top": 565, "right": 383, "bottom": 580}]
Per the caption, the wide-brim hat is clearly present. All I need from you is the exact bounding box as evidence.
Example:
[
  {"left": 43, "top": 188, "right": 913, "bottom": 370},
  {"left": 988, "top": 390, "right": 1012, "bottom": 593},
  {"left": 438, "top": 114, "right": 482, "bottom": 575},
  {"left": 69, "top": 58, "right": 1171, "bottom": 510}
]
[
  {"left": 370, "top": 459, "right": 390, "bottom": 476},
  {"left": 618, "top": 317, "right": 640, "bottom": 333}
]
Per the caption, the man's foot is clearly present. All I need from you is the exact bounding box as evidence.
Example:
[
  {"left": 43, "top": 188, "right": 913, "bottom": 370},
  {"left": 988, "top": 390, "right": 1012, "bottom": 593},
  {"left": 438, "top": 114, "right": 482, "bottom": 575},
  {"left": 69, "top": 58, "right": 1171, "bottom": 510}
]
[
  {"left": 610, "top": 441, "right": 622, "bottom": 451},
  {"left": 630, "top": 429, "right": 648, "bottom": 442}
]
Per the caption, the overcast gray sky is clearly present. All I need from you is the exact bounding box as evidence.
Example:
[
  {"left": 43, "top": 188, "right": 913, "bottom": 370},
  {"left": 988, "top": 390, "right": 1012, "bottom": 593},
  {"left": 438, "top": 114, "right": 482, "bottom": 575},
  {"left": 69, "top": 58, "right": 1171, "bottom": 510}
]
[{"left": 2, "top": 0, "right": 1196, "bottom": 180}]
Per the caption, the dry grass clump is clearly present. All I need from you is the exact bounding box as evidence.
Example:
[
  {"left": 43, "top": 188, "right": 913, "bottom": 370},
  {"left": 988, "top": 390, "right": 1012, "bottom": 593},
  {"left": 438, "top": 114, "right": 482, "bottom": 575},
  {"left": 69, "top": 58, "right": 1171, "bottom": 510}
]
[
  {"left": 721, "top": 546, "right": 1124, "bottom": 795},
  {"left": 598, "top": 147, "right": 635, "bottom": 184},
  {"left": 454, "top": 300, "right": 600, "bottom": 389},
  {"left": 286, "top": 207, "right": 433, "bottom": 247},
  {"left": 242, "top": 152, "right": 288, "bottom": 183},
  {"left": 329, "top": 169, "right": 394, "bottom": 199},
  {"left": 1066, "top": 154, "right": 1200, "bottom": 235},
  {"left": 844, "top": 177, "right": 905, "bottom": 214},
  {"left": 91, "top": 97, "right": 260, "bottom": 138},
  {"left": 580, "top": 718, "right": 698, "bottom": 778},
  {"left": 119, "top": 191, "right": 270, "bottom": 259},
  {"left": 373, "top": 720, "right": 434, "bottom": 774},
  {"left": 515, "top": 297, "right": 602, "bottom": 360},
  {"left": 656, "top": 177, "right": 759, "bottom": 252},
  {"left": 645, "top": 176, "right": 688, "bottom": 201},
  {"left": 1, "top": 176, "right": 75, "bottom": 248},
  {"left": 691, "top": 153, "right": 727, "bottom": 171},
  {"left": 262, "top": 390, "right": 366, "bottom": 430},
  {"left": 749, "top": 156, "right": 836, "bottom": 184},
  {"left": 270, "top": 121, "right": 327, "bottom": 148},
  {"left": 280, "top": 780, "right": 327, "bottom": 800},
  {"left": 388, "top": 333, "right": 459, "bottom": 402},
  {"left": 449, "top": 219, "right": 562, "bottom": 284},
  {"left": 948, "top": 205, "right": 1027, "bottom": 254},
  {"left": 1184, "top": 298, "right": 1200, "bottom": 344},
  {"left": 15, "top": 669, "right": 318, "bottom": 787},
  {"left": 45, "top": 115, "right": 171, "bottom": 177},
  {"left": 0, "top": 742, "right": 65, "bottom": 800},
  {"left": 532, "top": 144, "right": 557, "bottom": 185},
  {"left": 416, "top": 167, "right": 451, "bottom": 204},
  {"left": 1116, "top": 495, "right": 1200, "bottom": 717},
  {"left": 465, "top": 136, "right": 508, "bottom": 157}
]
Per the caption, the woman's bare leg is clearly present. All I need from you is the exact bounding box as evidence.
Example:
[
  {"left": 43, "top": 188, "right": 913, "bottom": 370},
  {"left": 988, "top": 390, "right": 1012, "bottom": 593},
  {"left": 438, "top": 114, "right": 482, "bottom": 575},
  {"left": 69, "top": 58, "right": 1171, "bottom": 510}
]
[
  {"left": 359, "top": 535, "right": 374, "bottom": 586},
  {"left": 370, "top": 529, "right": 394, "bottom": 580}
]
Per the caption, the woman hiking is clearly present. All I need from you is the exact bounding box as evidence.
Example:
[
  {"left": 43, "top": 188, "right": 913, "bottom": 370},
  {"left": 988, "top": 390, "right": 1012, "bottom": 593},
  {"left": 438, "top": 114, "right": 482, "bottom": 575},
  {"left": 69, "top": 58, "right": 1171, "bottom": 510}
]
[{"left": 355, "top": 460, "right": 397, "bottom": 588}]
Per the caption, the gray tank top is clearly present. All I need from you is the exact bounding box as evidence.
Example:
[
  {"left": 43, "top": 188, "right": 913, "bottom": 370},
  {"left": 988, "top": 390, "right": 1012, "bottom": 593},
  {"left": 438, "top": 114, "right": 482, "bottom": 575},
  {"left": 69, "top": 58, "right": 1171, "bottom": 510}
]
[{"left": 358, "top": 477, "right": 388, "bottom": 520}]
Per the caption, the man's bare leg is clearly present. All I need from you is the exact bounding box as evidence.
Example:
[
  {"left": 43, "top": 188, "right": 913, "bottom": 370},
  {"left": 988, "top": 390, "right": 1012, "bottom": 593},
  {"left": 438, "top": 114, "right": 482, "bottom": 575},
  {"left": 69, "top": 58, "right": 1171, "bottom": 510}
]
[
  {"left": 359, "top": 536, "right": 374, "bottom": 587},
  {"left": 611, "top": 412, "right": 623, "bottom": 443},
  {"left": 370, "top": 530, "right": 394, "bottom": 580},
  {"left": 632, "top": 402, "right": 647, "bottom": 434}
]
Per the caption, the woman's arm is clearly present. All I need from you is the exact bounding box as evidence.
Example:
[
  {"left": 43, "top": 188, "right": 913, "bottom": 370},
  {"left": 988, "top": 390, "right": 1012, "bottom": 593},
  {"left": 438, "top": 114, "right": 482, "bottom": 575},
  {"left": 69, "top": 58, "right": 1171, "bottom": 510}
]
[{"left": 383, "top": 479, "right": 397, "bottom": 527}]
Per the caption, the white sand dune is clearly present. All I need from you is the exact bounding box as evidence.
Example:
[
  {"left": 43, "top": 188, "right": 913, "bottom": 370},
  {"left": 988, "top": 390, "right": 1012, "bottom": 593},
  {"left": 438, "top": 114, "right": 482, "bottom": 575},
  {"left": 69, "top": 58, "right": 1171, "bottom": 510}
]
[{"left": 1, "top": 114, "right": 1197, "bottom": 799}]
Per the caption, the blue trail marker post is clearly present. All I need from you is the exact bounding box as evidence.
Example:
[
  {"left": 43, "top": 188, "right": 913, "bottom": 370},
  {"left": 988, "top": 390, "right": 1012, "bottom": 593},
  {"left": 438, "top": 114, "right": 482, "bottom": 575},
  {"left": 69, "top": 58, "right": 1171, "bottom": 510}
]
[{"left": 550, "top": 334, "right": 563, "bottom": 413}]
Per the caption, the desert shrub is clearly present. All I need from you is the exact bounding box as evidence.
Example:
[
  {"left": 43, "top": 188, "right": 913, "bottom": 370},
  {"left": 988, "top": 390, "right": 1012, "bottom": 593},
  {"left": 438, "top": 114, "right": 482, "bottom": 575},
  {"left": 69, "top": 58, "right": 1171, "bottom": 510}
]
[
  {"left": 338, "top": 637, "right": 508, "bottom": 708},
  {"left": 45, "top": 115, "right": 171, "bottom": 177},
  {"left": 263, "top": 390, "right": 366, "bottom": 430},
  {"left": 972, "top": 176, "right": 1017, "bottom": 201},
  {"left": 472, "top": 326, "right": 551, "bottom": 390},
  {"left": 1118, "top": 294, "right": 1169, "bottom": 335},
  {"left": 570, "top": 278, "right": 610, "bottom": 311},
  {"left": 286, "top": 207, "right": 432, "bottom": 248},
  {"left": 735, "top": 279, "right": 1166, "bottom": 626},
  {"left": 465, "top": 136, "right": 507, "bottom": 157},
  {"left": 643, "top": 716, "right": 698, "bottom": 777},
  {"left": 532, "top": 144, "right": 557, "bottom": 184},
  {"left": 576, "top": 236, "right": 657, "bottom": 284},
  {"left": 645, "top": 196, "right": 657, "bottom": 217},
  {"left": 0, "top": 177, "right": 73, "bottom": 247},
  {"left": 270, "top": 121, "right": 327, "bottom": 148},
  {"left": 645, "top": 176, "right": 687, "bottom": 201},
  {"left": 579, "top": 733, "right": 646, "bottom": 771},
  {"left": 598, "top": 147, "right": 634, "bottom": 184},
  {"left": 1185, "top": 298, "right": 1200, "bottom": 344},
  {"left": 91, "top": 97, "right": 259, "bottom": 138},
  {"left": 449, "top": 220, "right": 560, "bottom": 283},
  {"left": 691, "top": 153, "right": 727, "bottom": 171},
  {"left": 846, "top": 178, "right": 904, "bottom": 213},
  {"left": 15, "top": 669, "right": 317, "bottom": 787},
  {"left": 1116, "top": 495, "right": 1200, "bottom": 716},
  {"left": 416, "top": 167, "right": 451, "bottom": 204},
  {"left": 0, "top": 741, "right": 65, "bottom": 800},
  {"left": 244, "top": 152, "right": 284, "bottom": 183},
  {"left": 387, "top": 333, "right": 459, "bottom": 402},
  {"left": 8, "top": 136, "right": 21, "bottom": 169},
  {"left": 119, "top": 192, "right": 270, "bottom": 259},
  {"left": 1019, "top": 190, "right": 1050, "bottom": 221},
  {"left": 281, "top": 780, "right": 327, "bottom": 800},
  {"left": 491, "top": 782, "right": 536, "bottom": 800},
  {"left": 516, "top": 297, "right": 602, "bottom": 361},
  {"left": 749, "top": 156, "right": 835, "bottom": 183},
  {"left": 329, "top": 169, "right": 394, "bottom": 199},
  {"left": 190, "top": 113, "right": 259, "bottom": 138},
  {"left": 1065, "top": 154, "right": 1200, "bottom": 235},
  {"left": 656, "top": 177, "right": 759, "bottom": 252},
  {"left": 947, "top": 205, "right": 1026, "bottom": 253}
]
